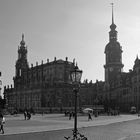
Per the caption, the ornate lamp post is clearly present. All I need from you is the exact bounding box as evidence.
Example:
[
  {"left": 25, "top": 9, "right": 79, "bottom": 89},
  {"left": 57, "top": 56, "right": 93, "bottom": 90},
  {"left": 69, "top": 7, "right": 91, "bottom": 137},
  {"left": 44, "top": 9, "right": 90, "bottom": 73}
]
[{"left": 64, "top": 64, "right": 87, "bottom": 140}]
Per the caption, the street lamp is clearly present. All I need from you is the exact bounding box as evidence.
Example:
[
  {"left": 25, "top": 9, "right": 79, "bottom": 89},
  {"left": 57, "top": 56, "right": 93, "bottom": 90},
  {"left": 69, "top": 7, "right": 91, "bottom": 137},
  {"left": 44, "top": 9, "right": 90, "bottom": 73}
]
[{"left": 64, "top": 64, "right": 87, "bottom": 140}]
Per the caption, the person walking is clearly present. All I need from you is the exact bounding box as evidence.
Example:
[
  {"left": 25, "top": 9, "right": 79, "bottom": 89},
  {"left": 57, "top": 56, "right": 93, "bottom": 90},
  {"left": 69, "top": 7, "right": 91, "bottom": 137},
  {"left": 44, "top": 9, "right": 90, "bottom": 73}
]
[
  {"left": 69, "top": 112, "right": 72, "bottom": 120},
  {"left": 24, "top": 111, "right": 27, "bottom": 120},
  {"left": 0, "top": 113, "right": 4, "bottom": 134},
  {"left": 27, "top": 112, "right": 31, "bottom": 120},
  {"left": 88, "top": 112, "right": 92, "bottom": 121}
]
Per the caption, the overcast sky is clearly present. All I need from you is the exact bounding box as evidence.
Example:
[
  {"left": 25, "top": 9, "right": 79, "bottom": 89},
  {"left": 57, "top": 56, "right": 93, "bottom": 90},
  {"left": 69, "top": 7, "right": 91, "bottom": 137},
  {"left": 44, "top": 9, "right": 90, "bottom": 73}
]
[{"left": 1, "top": 0, "right": 140, "bottom": 92}]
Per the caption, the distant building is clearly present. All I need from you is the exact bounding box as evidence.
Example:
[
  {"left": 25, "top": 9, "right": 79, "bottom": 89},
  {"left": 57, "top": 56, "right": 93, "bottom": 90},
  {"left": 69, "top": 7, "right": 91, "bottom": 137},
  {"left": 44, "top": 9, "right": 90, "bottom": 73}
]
[
  {"left": 4, "top": 5, "right": 140, "bottom": 113},
  {"left": 103, "top": 4, "right": 140, "bottom": 112},
  {"left": 4, "top": 34, "right": 78, "bottom": 112}
]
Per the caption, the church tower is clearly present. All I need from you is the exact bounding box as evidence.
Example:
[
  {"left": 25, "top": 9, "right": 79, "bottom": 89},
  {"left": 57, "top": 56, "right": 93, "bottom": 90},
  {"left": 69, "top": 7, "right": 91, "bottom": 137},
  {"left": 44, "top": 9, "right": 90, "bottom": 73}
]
[
  {"left": 104, "top": 4, "right": 124, "bottom": 84},
  {"left": 15, "top": 34, "right": 28, "bottom": 77}
]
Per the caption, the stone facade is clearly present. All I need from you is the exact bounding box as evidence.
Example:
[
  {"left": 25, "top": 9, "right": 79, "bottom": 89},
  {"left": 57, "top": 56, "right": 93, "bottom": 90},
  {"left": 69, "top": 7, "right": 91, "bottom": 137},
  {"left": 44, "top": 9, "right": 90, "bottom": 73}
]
[
  {"left": 4, "top": 6, "right": 140, "bottom": 113},
  {"left": 4, "top": 34, "right": 79, "bottom": 112},
  {"left": 108, "top": 57, "right": 140, "bottom": 112},
  {"left": 103, "top": 5, "right": 140, "bottom": 112}
]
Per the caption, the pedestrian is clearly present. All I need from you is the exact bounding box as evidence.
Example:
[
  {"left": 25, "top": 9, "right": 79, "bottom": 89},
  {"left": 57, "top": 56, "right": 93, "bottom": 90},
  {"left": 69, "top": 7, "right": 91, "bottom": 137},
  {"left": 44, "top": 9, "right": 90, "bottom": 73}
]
[
  {"left": 0, "top": 113, "right": 4, "bottom": 134},
  {"left": 69, "top": 112, "right": 72, "bottom": 120},
  {"left": 64, "top": 111, "right": 67, "bottom": 116},
  {"left": 27, "top": 112, "right": 31, "bottom": 120},
  {"left": 72, "top": 111, "right": 75, "bottom": 118},
  {"left": 94, "top": 110, "right": 98, "bottom": 117},
  {"left": 88, "top": 112, "right": 92, "bottom": 121},
  {"left": 24, "top": 111, "right": 27, "bottom": 120}
]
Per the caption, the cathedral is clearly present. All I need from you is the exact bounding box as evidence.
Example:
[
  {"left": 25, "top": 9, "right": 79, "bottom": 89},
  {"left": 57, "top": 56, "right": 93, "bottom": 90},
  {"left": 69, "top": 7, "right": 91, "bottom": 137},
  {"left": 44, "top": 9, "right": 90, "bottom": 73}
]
[
  {"left": 4, "top": 34, "right": 79, "bottom": 112},
  {"left": 3, "top": 34, "right": 104, "bottom": 113},
  {"left": 4, "top": 5, "right": 140, "bottom": 113}
]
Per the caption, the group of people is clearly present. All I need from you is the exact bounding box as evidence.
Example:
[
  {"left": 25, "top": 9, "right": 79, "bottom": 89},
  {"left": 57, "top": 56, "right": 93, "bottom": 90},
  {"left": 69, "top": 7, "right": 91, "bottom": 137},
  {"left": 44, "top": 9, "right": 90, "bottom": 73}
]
[
  {"left": 24, "top": 111, "right": 31, "bottom": 120},
  {"left": 0, "top": 113, "right": 5, "bottom": 134},
  {"left": 67, "top": 111, "right": 93, "bottom": 121},
  {"left": 69, "top": 112, "right": 75, "bottom": 120},
  {"left": 0, "top": 110, "right": 31, "bottom": 135}
]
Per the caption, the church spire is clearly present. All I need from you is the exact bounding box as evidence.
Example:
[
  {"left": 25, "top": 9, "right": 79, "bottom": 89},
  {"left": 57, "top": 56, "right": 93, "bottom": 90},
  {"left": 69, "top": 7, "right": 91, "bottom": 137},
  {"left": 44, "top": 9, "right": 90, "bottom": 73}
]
[
  {"left": 104, "top": 3, "right": 124, "bottom": 83},
  {"left": 109, "top": 3, "right": 117, "bottom": 42},
  {"left": 110, "top": 3, "right": 116, "bottom": 30},
  {"left": 18, "top": 34, "right": 27, "bottom": 60},
  {"left": 111, "top": 3, "right": 114, "bottom": 24},
  {"left": 22, "top": 33, "right": 24, "bottom": 41},
  {"left": 20, "top": 33, "right": 25, "bottom": 46}
]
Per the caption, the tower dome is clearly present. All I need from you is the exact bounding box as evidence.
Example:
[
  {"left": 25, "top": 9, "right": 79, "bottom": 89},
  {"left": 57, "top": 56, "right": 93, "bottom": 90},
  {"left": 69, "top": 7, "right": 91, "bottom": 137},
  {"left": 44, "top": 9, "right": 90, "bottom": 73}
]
[{"left": 104, "top": 3, "right": 124, "bottom": 83}]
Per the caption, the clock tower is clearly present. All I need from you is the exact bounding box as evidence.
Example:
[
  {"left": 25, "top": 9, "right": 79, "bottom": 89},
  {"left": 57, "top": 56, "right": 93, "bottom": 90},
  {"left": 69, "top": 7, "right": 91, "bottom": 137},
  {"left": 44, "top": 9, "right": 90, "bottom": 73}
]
[
  {"left": 15, "top": 34, "right": 28, "bottom": 77},
  {"left": 14, "top": 34, "right": 29, "bottom": 88},
  {"left": 104, "top": 4, "right": 124, "bottom": 84}
]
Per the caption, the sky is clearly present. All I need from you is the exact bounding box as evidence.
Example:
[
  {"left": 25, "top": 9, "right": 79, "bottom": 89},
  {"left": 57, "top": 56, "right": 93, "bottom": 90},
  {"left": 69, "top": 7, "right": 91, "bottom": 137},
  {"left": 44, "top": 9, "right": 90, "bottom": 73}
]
[{"left": 1, "top": 0, "right": 140, "bottom": 94}]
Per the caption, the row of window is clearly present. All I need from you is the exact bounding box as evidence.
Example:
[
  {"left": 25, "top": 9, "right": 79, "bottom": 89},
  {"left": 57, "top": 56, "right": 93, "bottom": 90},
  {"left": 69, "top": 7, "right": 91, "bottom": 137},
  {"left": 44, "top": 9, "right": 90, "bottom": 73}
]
[{"left": 132, "top": 76, "right": 140, "bottom": 83}]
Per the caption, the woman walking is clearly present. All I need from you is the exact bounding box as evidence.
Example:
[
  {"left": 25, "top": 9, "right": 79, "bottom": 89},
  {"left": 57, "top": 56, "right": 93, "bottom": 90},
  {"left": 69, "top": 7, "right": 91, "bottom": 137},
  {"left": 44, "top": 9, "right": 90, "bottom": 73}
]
[
  {"left": 0, "top": 113, "right": 4, "bottom": 134},
  {"left": 88, "top": 112, "right": 92, "bottom": 121}
]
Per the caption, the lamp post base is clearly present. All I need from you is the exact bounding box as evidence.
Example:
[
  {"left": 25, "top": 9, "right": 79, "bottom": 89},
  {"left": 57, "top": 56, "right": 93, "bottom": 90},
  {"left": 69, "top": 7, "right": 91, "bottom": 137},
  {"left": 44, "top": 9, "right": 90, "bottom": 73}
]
[{"left": 64, "top": 130, "right": 88, "bottom": 140}]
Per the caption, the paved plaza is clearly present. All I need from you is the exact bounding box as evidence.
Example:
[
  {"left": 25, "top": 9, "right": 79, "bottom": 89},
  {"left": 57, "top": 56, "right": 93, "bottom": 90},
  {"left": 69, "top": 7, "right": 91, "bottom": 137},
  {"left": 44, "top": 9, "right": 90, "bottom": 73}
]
[
  {"left": 0, "top": 113, "right": 140, "bottom": 140},
  {"left": 0, "top": 113, "right": 138, "bottom": 135}
]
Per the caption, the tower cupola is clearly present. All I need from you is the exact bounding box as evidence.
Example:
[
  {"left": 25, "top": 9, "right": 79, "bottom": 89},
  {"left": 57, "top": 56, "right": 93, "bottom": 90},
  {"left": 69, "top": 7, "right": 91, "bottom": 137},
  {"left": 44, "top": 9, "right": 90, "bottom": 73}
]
[
  {"left": 104, "top": 3, "right": 124, "bottom": 83},
  {"left": 15, "top": 34, "right": 29, "bottom": 77},
  {"left": 109, "top": 3, "right": 117, "bottom": 42},
  {"left": 20, "top": 34, "right": 25, "bottom": 46},
  {"left": 18, "top": 34, "right": 27, "bottom": 60}
]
